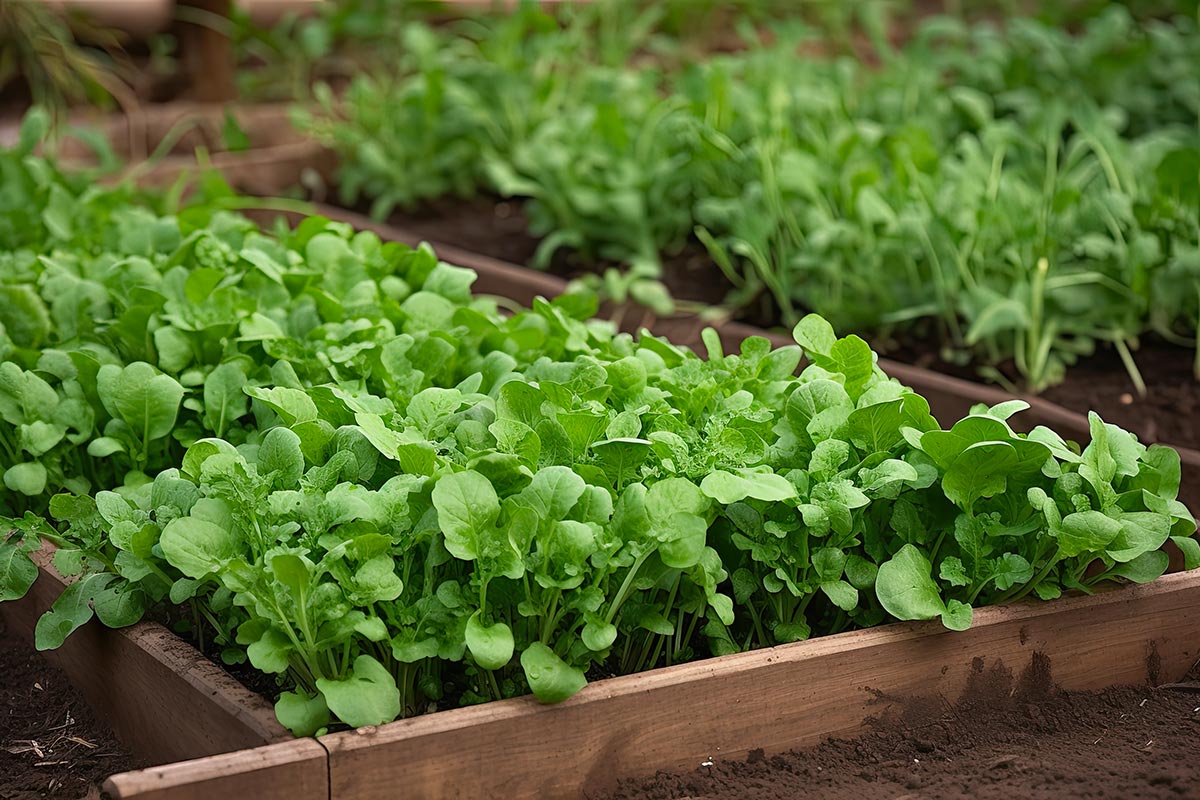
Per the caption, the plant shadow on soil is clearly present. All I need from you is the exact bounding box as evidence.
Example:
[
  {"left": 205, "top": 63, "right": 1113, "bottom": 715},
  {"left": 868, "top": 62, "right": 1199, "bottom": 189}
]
[
  {"left": 0, "top": 622, "right": 137, "bottom": 800},
  {"left": 597, "top": 651, "right": 1200, "bottom": 800},
  {"left": 378, "top": 195, "right": 1200, "bottom": 452}
]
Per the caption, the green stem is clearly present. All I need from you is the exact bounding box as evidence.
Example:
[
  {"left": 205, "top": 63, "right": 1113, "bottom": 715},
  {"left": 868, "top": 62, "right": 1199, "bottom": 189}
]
[
  {"left": 1000, "top": 547, "right": 1061, "bottom": 604},
  {"left": 604, "top": 552, "right": 649, "bottom": 625}
]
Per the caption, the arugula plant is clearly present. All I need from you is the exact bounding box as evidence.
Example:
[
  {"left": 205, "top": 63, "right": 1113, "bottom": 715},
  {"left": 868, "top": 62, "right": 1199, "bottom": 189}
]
[
  {"left": 316, "top": 6, "right": 1200, "bottom": 391},
  {"left": 0, "top": 115, "right": 1195, "bottom": 737}
]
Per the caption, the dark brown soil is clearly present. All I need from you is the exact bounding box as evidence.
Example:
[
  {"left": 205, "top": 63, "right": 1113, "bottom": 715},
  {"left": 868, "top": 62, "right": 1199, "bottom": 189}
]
[
  {"left": 387, "top": 196, "right": 540, "bottom": 268},
  {"left": 1042, "top": 341, "right": 1200, "bottom": 452},
  {"left": 383, "top": 195, "right": 1200, "bottom": 452},
  {"left": 896, "top": 336, "right": 1200, "bottom": 452},
  {"left": 599, "top": 655, "right": 1200, "bottom": 800},
  {"left": 0, "top": 623, "right": 137, "bottom": 800},
  {"left": 385, "top": 196, "right": 734, "bottom": 308}
]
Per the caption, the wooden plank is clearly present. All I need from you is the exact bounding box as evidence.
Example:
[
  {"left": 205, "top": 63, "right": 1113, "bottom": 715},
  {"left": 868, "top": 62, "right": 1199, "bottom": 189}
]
[
  {"left": 0, "top": 548, "right": 290, "bottom": 766},
  {"left": 322, "top": 570, "right": 1200, "bottom": 800},
  {"left": 178, "top": 0, "right": 237, "bottom": 103},
  {"left": 56, "top": 103, "right": 335, "bottom": 195},
  {"left": 103, "top": 740, "right": 329, "bottom": 800},
  {"left": 40, "top": 0, "right": 174, "bottom": 35}
]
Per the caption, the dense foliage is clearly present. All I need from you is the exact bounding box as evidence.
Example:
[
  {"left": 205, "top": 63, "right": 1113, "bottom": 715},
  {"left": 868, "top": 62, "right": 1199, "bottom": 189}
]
[
  {"left": 1, "top": 117, "right": 1195, "bottom": 736},
  {"left": 308, "top": 5, "right": 1200, "bottom": 391}
]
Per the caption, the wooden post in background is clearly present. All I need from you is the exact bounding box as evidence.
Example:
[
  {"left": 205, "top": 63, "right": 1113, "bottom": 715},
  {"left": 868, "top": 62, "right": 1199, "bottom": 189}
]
[{"left": 177, "top": 0, "right": 237, "bottom": 102}]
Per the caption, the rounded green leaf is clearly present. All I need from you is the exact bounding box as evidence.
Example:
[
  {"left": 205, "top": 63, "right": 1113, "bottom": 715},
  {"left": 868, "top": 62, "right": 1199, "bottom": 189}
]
[
  {"left": 581, "top": 620, "right": 617, "bottom": 652},
  {"left": 247, "top": 628, "right": 293, "bottom": 674},
  {"left": 96, "top": 362, "right": 184, "bottom": 442},
  {"left": 657, "top": 512, "right": 707, "bottom": 569},
  {"left": 699, "top": 470, "right": 797, "bottom": 504},
  {"left": 1055, "top": 510, "right": 1123, "bottom": 558},
  {"left": 431, "top": 470, "right": 500, "bottom": 561},
  {"left": 0, "top": 543, "right": 37, "bottom": 602},
  {"left": 160, "top": 516, "right": 241, "bottom": 578},
  {"left": 520, "top": 642, "right": 586, "bottom": 704},
  {"left": 276, "top": 690, "right": 331, "bottom": 737},
  {"left": 87, "top": 437, "right": 127, "bottom": 458},
  {"left": 316, "top": 655, "right": 402, "bottom": 728},
  {"left": 465, "top": 610, "right": 514, "bottom": 670},
  {"left": 4, "top": 462, "right": 47, "bottom": 496},
  {"left": 876, "top": 544, "right": 945, "bottom": 622},
  {"left": 258, "top": 427, "right": 305, "bottom": 488},
  {"left": 92, "top": 582, "right": 147, "bottom": 628}
]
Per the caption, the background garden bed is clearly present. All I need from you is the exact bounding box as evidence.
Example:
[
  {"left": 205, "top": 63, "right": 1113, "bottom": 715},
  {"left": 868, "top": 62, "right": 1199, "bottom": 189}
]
[{"left": 373, "top": 194, "right": 1200, "bottom": 453}]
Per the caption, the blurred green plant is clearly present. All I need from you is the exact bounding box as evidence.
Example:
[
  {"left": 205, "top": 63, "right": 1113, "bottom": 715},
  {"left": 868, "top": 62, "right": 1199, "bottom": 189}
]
[
  {"left": 0, "top": 0, "right": 136, "bottom": 116},
  {"left": 313, "top": 3, "right": 1200, "bottom": 392}
]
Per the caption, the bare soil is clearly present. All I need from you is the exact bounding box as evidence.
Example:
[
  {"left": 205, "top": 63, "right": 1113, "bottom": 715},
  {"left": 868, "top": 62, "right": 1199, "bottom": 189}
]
[
  {"left": 598, "top": 655, "right": 1200, "bottom": 800},
  {"left": 0, "top": 623, "right": 137, "bottom": 800},
  {"left": 896, "top": 336, "right": 1200, "bottom": 452},
  {"left": 383, "top": 195, "right": 1200, "bottom": 452}
]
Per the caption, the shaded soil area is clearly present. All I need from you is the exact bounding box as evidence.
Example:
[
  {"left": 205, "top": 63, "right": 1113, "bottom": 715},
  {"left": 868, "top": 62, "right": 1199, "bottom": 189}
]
[
  {"left": 1043, "top": 341, "right": 1200, "bottom": 452},
  {"left": 154, "top": 612, "right": 283, "bottom": 704},
  {"left": 0, "top": 624, "right": 137, "bottom": 800},
  {"left": 383, "top": 195, "right": 1200, "bottom": 451},
  {"left": 599, "top": 655, "right": 1200, "bottom": 800},
  {"left": 895, "top": 336, "right": 1200, "bottom": 452},
  {"left": 384, "top": 196, "right": 734, "bottom": 308}
]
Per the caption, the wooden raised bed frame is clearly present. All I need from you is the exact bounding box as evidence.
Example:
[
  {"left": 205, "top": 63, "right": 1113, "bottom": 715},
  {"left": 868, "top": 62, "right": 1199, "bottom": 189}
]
[
  {"left": 2, "top": 204, "right": 1198, "bottom": 798},
  {"left": 67, "top": 570, "right": 1200, "bottom": 799},
  {"left": 54, "top": 103, "right": 334, "bottom": 196}
]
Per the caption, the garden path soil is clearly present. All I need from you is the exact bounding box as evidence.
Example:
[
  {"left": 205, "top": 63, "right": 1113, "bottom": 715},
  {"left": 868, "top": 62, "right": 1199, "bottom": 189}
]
[
  {"left": 599, "top": 655, "right": 1200, "bottom": 800},
  {"left": 384, "top": 196, "right": 1200, "bottom": 451},
  {"left": 0, "top": 623, "right": 137, "bottom": 800}
]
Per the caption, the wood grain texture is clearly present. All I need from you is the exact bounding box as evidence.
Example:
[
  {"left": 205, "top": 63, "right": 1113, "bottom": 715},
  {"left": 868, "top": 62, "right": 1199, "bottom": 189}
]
[
  {"left": 0, "top": 548, "right": 289, "bottom": 767},
  {"left": 103, "top": 740, "right": 329, "bottom": 800},
  {"left": 322, "top": 570, "right": 1200, "bottom": 800},
  {"left": 296, "top": 203, "right": 1200, "bottom": 503},
  {"left": 178, "top": 0, "right": 237, "bottom": 103}
]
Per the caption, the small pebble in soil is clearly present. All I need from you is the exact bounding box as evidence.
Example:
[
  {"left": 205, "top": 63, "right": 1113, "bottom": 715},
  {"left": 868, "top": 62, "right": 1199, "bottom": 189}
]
[{"left": 1120, "top": 393, "right": 1134, "bottom": 405}]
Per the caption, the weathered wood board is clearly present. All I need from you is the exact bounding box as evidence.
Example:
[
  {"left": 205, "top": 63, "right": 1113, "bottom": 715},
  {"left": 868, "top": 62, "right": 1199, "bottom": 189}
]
[
  {"left": 0, "top": 549, "right": 288, "bottom": 765},
  {"left": 320, "top": 571, "right": 1200, "bottom": 799}
]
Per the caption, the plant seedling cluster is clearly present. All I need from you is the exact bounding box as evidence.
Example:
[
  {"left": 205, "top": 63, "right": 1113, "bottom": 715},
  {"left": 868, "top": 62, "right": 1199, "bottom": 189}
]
[
  {"left": 310, "top": 5, "right": 1200, "bottom": 391},
  {"left": 1, "top": 112, "right": 1195, "bottom": 737}
]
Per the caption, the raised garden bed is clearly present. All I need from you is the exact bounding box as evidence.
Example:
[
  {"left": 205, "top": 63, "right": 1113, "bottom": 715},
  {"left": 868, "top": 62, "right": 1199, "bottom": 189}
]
[
  {"left": 91, "top": 569, "right": 1200, "bottom": 799},
  {"left": 0, "top": 199, "right": 1196, "bottom": 798}
]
